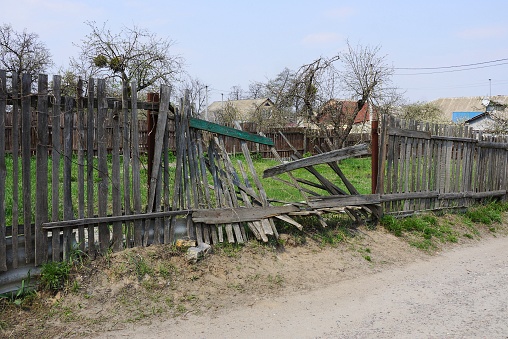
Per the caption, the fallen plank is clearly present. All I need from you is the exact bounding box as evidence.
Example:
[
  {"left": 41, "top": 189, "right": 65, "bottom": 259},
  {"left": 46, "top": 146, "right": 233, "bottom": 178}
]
[
  {"left": 263, "top": 144, "right": 369, "bottom": 178},
  {"left": 192, "top": 205, "right": 299, "bottom": 224}
]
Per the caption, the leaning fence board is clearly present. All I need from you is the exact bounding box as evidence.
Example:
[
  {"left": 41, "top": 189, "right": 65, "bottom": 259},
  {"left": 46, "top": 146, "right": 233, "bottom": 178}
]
[
  {"left": 192, "top": 205, "right": 299, "bottom": 224},
  {"left": 35, "top": 74, "right": 49, "bottom": 265},
  {"left": 263, "top": 144, "right": 369, "bottom": 178},
  {"left": 0, "top": 70, "right": 6, "bottom": 271}
]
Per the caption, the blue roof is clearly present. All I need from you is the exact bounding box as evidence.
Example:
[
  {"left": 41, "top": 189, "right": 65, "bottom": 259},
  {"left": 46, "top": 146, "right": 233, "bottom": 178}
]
[{"left": 452, "top": 111, "right": 483, "bottom": 122}]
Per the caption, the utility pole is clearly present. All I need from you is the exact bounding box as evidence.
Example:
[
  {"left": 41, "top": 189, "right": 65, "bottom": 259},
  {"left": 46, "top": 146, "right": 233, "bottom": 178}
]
[
  {"left": 489, "top": 78, "right": 492, "bottom": 98},
  {"left": 205, "top": 85, "right": 209, "bottom": 121}
]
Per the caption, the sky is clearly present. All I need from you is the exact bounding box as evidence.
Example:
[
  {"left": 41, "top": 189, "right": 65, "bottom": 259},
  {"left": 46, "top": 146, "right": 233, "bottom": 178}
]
[{"left": 2, "top": 0, "right": 508, "bottom": 105}]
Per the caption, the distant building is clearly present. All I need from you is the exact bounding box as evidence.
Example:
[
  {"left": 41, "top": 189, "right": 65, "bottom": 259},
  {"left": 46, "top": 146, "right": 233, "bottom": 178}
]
[
  {"left": 313, "top": 99, "right": 372, "bottom": 133},
  {"left": 207, "top": 98, "right": 275, "bottom": 123},
  {"left": 431, "top": 95, "right": 508, "bottom": 122}
]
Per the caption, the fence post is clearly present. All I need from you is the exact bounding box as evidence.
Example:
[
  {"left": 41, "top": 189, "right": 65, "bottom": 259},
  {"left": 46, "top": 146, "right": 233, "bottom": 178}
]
[{"left": 147, "top": 92, "right": 160, "bottom": 190}]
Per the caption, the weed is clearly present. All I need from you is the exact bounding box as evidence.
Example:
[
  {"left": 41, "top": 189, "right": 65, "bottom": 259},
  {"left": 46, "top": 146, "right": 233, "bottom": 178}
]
[
  {"left": 176, "top": 304, "right": 187, "bottom": 314},
  {"left": 0, "top": 270, "right": 36, "bottom": 306},
  {"left": 465, "top": 203, "right": 503, "bottom": 225},
  {"left": 128, "top": 254, "right": 153, "bottom": 280},
  {"left": 40, "top": 261, "right": 71, "bottom": 292},
  {"left": 364, "top": 255, "right": 372, "bottom": 262},
  {"left": 267, "top": 274, "right": 284, "bottom": 286},
  {"left": 216, "top": 242, "right": 243, "bottom": 258},
  {"left": 463, "top": 233, "right": 474, "bottom": 239},
  {"left": 381, "top": 213, "right": 457, "bottom": 250}
]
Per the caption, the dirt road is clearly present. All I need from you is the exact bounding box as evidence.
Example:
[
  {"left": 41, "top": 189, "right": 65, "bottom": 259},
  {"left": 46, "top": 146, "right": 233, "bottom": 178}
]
[{"left": 106, "top": 236, "right": 508, "bottom": 339}]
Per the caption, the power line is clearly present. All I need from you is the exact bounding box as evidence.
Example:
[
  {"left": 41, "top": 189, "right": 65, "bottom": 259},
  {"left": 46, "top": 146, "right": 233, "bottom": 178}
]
[
  {"left": 395, "top": 62, "right": 508, "bottom": 75},
  {"left": 394, "top": 57, "right": 508, "bottom": 70}
]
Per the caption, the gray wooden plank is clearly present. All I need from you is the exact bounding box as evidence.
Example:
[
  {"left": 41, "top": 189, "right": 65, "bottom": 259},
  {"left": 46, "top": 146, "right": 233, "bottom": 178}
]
[
  {"left": 0, "top": 70, "right": 6, "bottom": 271},
  {"left": 122, "top": 81, "right": 132, "bottom": 247},
  {"left": 308, "top": 195, "right": 381, "bottom": 209},
  {"left": 11, "top": 72, "right": 20, "bottom": 268},
  {"left": 21, "top": 73, "right": 33, "bottom": 264},
  {"left": 63, "top": 96, "right": 75, "bottom": 261},
  {"left": 86, "top": 78, "right": 96, "bottom": 257},
  {"left": 130, "top": 82, "right": 142, "bottom": 247},
  {"left": 263, "top": 143, "right": 369, "bottom": 178},
  {"left": 147, "top": 85, "right": 171, "bottom": 212},
  {"left": 76, "top": 78, "right": 86, "bottom": 252},
  {"left": 97, "top": 79, "right": 110, "bottom": 252},
  {"left": 35, "top": 74, "right": 49, "bottom": 265},
  {"left": 111, "top": 102, "right": 123, "bottom": 251},
  {"left": 192, "top": 205, "right": 299, "bottom": 224}
]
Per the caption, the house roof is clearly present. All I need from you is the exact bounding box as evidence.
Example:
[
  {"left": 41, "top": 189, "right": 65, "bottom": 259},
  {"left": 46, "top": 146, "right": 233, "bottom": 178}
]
[
  {"left": 431, "top": 95, "right": 508, "bottom": 120},
  {"left": 207, "top": 98, "right": 274, "bottom": 114},
  {"left": 465, "top": 112, "right": 489, "bottom": 124}
]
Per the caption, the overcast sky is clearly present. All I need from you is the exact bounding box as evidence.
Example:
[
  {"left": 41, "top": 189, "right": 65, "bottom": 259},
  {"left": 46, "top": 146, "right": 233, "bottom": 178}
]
[{"left": 3, "top": 0, "right": 508, "bottom": 104}]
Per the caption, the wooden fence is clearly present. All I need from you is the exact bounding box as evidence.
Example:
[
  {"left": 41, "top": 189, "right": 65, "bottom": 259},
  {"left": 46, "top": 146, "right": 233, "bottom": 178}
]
[
  {"left": 1, "top": 107, "right": 369, "bottom": 158},
  {"left": 377, "top": 116, "right": 508, "bottom": 214},
  {"left": 2, "top": 70, "right": 506, "bottom": 285}
]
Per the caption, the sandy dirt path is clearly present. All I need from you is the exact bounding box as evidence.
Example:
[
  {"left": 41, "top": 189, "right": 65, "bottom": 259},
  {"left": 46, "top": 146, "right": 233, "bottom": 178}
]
[{"left": 103, "top": 236, "right": 508, "bottom": 339}]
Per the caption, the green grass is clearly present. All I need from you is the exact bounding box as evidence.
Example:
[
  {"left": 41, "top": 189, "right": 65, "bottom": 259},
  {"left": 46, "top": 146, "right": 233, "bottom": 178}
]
[
  {"left": 381, "top": 201, "right": 508, "bottom": 250},
  {"left": 381, "top": 213, "right": 458, "bottom": 250},
  {"left": 3, "top": 152, "right": 371, "bottom": 226}
]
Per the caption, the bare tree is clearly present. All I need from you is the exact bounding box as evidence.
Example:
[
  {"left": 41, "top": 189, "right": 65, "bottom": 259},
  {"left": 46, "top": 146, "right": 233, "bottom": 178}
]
[
  {"left": 228, "top": 85, "right": 245, "bottom": 101},
  {"left": 70, "top": 21, "right": 184, "bottom": 94},
  {"left": 177, "top": 76, "right": 209, "bottom": 118},
  {"left": 292, "top": 41, "right": 397, "bottom": 148},
  {"left": 0, "top": 23, "right": 53, "bottom": 84}
]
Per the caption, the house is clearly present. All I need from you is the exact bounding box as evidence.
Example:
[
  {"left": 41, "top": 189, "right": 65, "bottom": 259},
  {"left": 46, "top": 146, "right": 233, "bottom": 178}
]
[
  {"left": 207, "top": 98, "right": 275, "bottom": 123},
  {"left": 313, "top": 99, "right": 372, "bottom": 133},
  {"left": 431, "top": 95, "right": 508, "bottom": 122},
  {"left": 464, "top": 112, "right": 492, "bottom": 131}
]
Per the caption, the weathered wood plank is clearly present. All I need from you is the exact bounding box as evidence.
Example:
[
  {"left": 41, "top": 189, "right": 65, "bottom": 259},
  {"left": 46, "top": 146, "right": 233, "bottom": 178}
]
[
  {"left": 131, "top": 82, "right": 143, "bottom": 247},
  {"left": 11, "top": 72, "right": 20, "bottom": 267},
  {"left": 263, "top": 143, "right": 369, "bottom": 178},
  {"left": 0, "top": 70, "right": 6, "bottom": 271},
  {"left": 123, "top": 81, "right": 133, "bottom": 248},
  {"left": 189, "top": 117, "right": 274, "bottom": 146},
  {"left": 147, "top": 85, "right": 171, "bottom": 212},
  {"left": 308, "top": 195, "right": 381, "bottom": 209},
  {"left": 192, "top": 205, "right": 299, "bottom": 224},
  {"left": 387, "top": 125, "right": 431, "bottom": 139},
  {"left": 111, "top": 102, "right": 123, "bottom": 251},
  {"left": 21, "top": 73, "right": 33, "bottom": 263},
  {"left": 381, "top": 191, "right": 440, "bottom": 202},
  {"left": 97, "top": 79, "right": 110, "bottom": 252},
  {"left": 42, "top": 209, "right": 191, "bottom": 230},
  {"left": 86, "top": 78, "right": 96, "bottom": 257},
  {"left": 63, "top": 96, "right": 75, "bottom": 260},
  {"left": 76, "top": 78, "right": 86, "bottom": 252},
  {"left": 35, "top": 74, "right": 49, "bottom": 265}
]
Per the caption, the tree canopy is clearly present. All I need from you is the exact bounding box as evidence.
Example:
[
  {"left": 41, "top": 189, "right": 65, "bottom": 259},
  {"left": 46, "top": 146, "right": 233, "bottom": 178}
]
[
  {"left": 0, "top": 23, "right": 53, "bottom": 84},
  {"left": 70, "top": 21, "right": 184, "bottom": 93}
]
